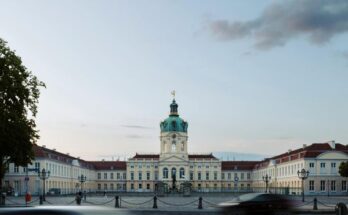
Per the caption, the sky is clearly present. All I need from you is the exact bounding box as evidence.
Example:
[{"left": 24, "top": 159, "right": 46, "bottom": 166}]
[{"left": 1, "top": 0, "right": 348, "bottom": 161}]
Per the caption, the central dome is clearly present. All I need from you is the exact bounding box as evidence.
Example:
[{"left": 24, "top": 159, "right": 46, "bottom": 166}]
[{"left": 160, "top": 99, "right": 188, "bottom": 133}]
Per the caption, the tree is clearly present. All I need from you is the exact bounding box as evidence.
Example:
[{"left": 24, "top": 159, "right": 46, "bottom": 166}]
[
  {"left": 0, "top": 38, "right": 45, "bottom": 194},
  {"left": 339, "top": 161, "right": 348, "bottom": 177}
]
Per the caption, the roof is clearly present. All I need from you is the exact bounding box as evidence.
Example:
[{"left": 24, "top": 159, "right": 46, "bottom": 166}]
[
  {"left": 222, "top": 161, "right": 259, "bottom": 171},
  {"left": 88, "top": 161, "right": 126, "bottom": 170},
  {"left": 33, "top": 144, "right": 94, "bottom": 169},
  {"left": 188, "top": 154, "right": 218, "bottom": 160},
  {"left": 132, "top": 153, "right": 160, "bottom": 159},
  {"left": 254, "top": 142, "right": 348, "bottom": 169}
]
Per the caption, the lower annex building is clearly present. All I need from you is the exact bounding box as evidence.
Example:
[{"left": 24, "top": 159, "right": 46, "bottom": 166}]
[{"left": 3, "top": 100, "right": 348, "bottom": 195}]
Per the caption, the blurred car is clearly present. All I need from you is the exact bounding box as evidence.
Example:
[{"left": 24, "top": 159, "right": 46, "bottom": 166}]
[
  {"left": 48, "top": 188, "right": 61, "bottom": 195},
  {"left": 219, "top": 193, "right": 298, "bottom": 215}
]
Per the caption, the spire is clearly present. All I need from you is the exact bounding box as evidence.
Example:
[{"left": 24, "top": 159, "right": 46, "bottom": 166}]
[{"left": 170, "top": 99, "right": 179, "bottom": 116}]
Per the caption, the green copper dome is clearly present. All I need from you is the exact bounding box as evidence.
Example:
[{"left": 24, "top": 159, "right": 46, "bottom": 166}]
[{"left": 160, "top": 99, "right": 188, "bottom": 133}]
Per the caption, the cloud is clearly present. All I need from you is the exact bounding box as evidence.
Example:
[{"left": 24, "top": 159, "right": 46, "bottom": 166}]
[
  {"left": 121, "top": 125, "right": 154, "bottom": 129},
  {"left": 209, "top": 0, "right": 348, "bottom": 50}
]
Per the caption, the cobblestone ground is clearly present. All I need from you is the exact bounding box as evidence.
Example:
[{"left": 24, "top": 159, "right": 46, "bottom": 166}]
[{"left": 4, "top": 194, "right": 348, "bottom": 211}]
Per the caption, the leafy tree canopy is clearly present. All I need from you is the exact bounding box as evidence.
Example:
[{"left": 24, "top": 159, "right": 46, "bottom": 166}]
[
  {"left": 339, "top": 161, "right": 348, "bottom": 177},
  {"left": 0, "top": 38, "right": 45, "bottom": 188}
]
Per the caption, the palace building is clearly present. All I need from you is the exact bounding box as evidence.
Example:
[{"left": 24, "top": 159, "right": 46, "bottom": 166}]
[{"left": 3, "top": 99, "right": 348, "bottom": 196}]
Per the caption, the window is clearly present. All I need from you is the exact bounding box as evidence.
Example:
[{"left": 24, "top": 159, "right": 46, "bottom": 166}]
[
  {"left": 146, "top": 184, "right": 150, "bottom": 190},
  {"left": 331, "top": 163, "right": 336, "bottom": 168},
  {"left": 155, "top": 172, "right": 158, "bottom": 180},
  {"left": 131, "top": 183, "right": 134, "bottom": 190},
  {"left": 221, "top": 173, "right": 225, "bottom": 180},
  {"left": 117, "top": 173, "right": 120, "bottom": 180},
  {"left": 104, "top": 173, "right": 107, "bottom": 179},
  {"left": 198, "top": 184, "right": 201, "bottom": 190},
  {"left": 247, "top": 173, "right": 251, "bottom": 180},
  {"left": 98, "top": 184, "right": 101, "bottom": 190},
  {"left": 35, "top": 162, "right": 40, "bottom": 171},
  {"left": 309, "top": 180, "right": 314, "bottom": 191},
  {"left": 171, "top": 168, "right": 176, "bottom": 179},
  {"left": 138, "top": 172, "right": 142, "bottom": 180},
  {"left": 146, "top": 172, "right": 150, "bottom": 180},
  {"left": 320, "top": 163, "right": 326, "bottom": 168},
  {"left": 138, "top": 183, "right": 142, "bottom": 190},
  {"left": 123, "top": 173, "right": 126, "bottom": 179},
  {"left": 180, "top": 168, "right": 185, "bottom": 179},
  {"left": 98, "top": 173, "right": 101, "bottom": 179},
  {"left": 214, "top": 172, "right": 217, "bottom": 180},
  {"left": 241, "top": 173, "right": 244, "bottom": 180},
  {"left": 104, "top": 184, "right": 107, "bottom": 190},
  {"left": 172, "top": 142, "right": 176, "bottom": 152},
  {"left": 214, "top": 184, "right": 217, "bottom": 190},
  {"left": 163, "top": 168, "right": 168, "bottom": 179},
  {"left": 342, "top": 181, "right": 347, "bottom": 191},
  {"left": 14, "top": 166, "right": 19, "bottom": 173},
  {"left": 228, "top": 173, "right": 231, "bottom": 180},
  {"left": 309, "top": 163, "right": 315, "bottom": 168},
  {"left": 110, "top": 184, "right": 114, "bottom": 190},
  {"left": 138, "top": 164, "right": 142, "bottom": 168},
  {"left": 198, "top": 172, "right": 201, "bottom": 180},
  {"left": 110, "top": 173, "right": 114, "bottom": 179},
  {"left": 331, "top": 181, "right": 336, "bottom": 191},
  {"left": 206, "top": 172, "right": 209, "bottom": 180},
  {"left": 130, "top": 172, "right": 134, "bottom": 180},
  {"left": 234, "top": 173, "right": 238, "bottom": 179},
  {"left": 190, "top": 172, "right": 193, "bottom": 180},
  {"left": 206, "top": 165, "right": 209, "bottom": 169},
  {"left": 320, "top": 180, "right": 326, "bottom": 191}
]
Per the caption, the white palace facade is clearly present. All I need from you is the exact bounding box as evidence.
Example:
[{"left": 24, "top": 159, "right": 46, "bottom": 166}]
[{"left": 3, "top": 100, "right": 348, "bottom": 196}]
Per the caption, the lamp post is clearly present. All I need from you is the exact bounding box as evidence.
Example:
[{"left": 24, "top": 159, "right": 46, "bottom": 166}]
[
  {"left": 262, "top": 174, "right": 271, "bottom": 193},
  {"left": 38, "top": 168, "right": 50, "bottom": 201},
  {"left": 297, "top": 168, "right": 309, "bottom": 202},
  {"left": 78, "top": 174, "right": 87, "bottom": 192}
]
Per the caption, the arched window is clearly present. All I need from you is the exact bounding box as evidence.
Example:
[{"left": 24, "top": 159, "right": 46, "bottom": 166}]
[
  {"left": 171, "top": 168, "right": 176, "bottom": 179},
  {"left": 180, "top": 168, "right": 185, "bottom": 179},
  {"left": 171, "top": 141, "right": 176, "bottom": 152},
  {"left": 163, "top": 168, "right": 168, "bottom": 179}
]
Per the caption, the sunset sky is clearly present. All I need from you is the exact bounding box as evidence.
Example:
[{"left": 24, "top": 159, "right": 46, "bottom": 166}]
[{"left": 1, "top": 0, "right": 347, "bottom": 160}]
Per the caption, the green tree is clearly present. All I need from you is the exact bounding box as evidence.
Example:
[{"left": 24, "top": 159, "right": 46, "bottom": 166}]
[
  {"left": 339, "top": 161, "right": 348, "bottom": 177},
  {"left": 0, "top": 38, "right": 45, "bottom": 193}
]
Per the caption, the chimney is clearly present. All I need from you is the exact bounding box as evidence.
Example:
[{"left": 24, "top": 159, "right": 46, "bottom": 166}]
[
  {"left": 42, "top": 145, "right": 46, "bottom": 148},
  {"left": 288, "top": 149, "right": 292, "bottom": 154},
  {"left": 303, "top": 144, "right": 307, "bottom": 149},
  {"left": 53, "top": 148, "right": 56, "bottom": 151},
  {"left": 328, "top": 140, "right": 335, "bottom": 149}
]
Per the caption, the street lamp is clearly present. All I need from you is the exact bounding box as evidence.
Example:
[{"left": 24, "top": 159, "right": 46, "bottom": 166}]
[
  {"left": 78, "top": 174, "right": 87, "bottom": 192},
  {"left": 297, "top": 168, "right": 309, "bottom": 202},
  {"left": 38, "top": 168, "right": 50, "bottom": 201},
  {"left": 262, "top": 174, "right": 271, "bottom": 193}
]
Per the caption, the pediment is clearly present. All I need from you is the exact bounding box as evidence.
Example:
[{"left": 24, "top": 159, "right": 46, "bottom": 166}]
[{"left": 160, "top": 155, "right": 188, "bottom": 162}]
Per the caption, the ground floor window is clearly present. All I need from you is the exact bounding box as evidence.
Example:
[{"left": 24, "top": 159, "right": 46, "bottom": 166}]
[
  {"left": 198, "top": 184, "right": 201, "bottom": 190},
  {"left": 147, "top": 184, "right": 150, "bottom": 190},
  {"left": 309, "top": 180, "right": 314, "bottom": 191},
  {"left": 320, "top": 181, "right": 325, "bottom": 191},
  {"left": 97, "top": 184, "right": 101, "bottom": 190},
  {"left": 104, "top": 184, "right": 107, "bottom": 190},
  {"left": 138, "top": 183, "right": 142, "bottom": 190},
  {"left": 130, "top": 183, "right": 134, "bottom": 190},
  {"left": 331, "top": 181, "right": 336, "bottom": 191},
  {"left": 342, "top": 181, "right": 346, "bottom": 191},
  {"left": 110, "top": 184, "right": 114, "bottom": 190}
]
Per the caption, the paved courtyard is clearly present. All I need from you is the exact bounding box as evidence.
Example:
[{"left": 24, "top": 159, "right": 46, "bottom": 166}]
[{"left": 4, "top": 194, "right": 347, "bottom": 213}]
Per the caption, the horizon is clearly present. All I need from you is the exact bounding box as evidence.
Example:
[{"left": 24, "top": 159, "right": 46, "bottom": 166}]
[{"left": 1, "top": 0, "right": 347, "bottom": 160}]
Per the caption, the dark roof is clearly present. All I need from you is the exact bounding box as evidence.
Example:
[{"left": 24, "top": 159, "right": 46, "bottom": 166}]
[
  {"left": 88, "top": 161, "right": 126, "bottom": 170},
  {"left": 254, "top": 143, "right": 348, "bottom": 169},
  {"left": 132, "top": 153, "right": 160, "bottom": 159},
  {"left": 222, "top": 161, "right": 259, "bottom": 170},
  {"left": 188, "top": 154, "right": 217, "bottom": 160},
  {"left": 33, "top": 144, "right": 94, "bottom": 169}
]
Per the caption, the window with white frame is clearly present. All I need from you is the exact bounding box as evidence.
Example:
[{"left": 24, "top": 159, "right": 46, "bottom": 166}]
[
  {"left": 331, "top": 181, "right": 336, "bottom": 191},
  {"left": 309, "top": 180, "right": 314, "bottom": 191},
  {"left": 342, "top": 181, "right": 347, "bottom": 191},
  {"left": 320, "top": 180, "right": 326, "bottom": 191}
]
